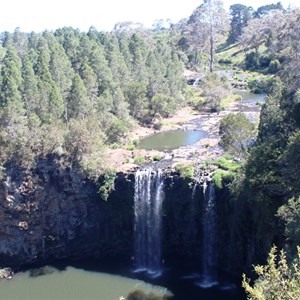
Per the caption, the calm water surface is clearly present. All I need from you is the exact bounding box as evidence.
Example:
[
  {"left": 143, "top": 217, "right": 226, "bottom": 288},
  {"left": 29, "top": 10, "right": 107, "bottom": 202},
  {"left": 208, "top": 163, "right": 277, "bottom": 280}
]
[
  {"left": 136, "top": 130, "right": 205, "bottom": 151},
  {"left": 0, "top": 266, "right": 169, "bottom": 300},
  {"left": 136, "top": 91, "right": 265, "bottom": 151},
  {"left": 0, "top": 261, "right": 245, "bottom": 300}
]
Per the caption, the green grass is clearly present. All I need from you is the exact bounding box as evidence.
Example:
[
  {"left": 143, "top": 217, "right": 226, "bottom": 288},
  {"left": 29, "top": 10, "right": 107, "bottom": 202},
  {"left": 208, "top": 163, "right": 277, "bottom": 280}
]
[
  {"left": 212, "top": 169, "right": 235, "bottom": 189},
  {"left": 133, "top": 155, "right": 146, "bottom": 165},
  {"left": 220, "top": 94, "right": 242, "bottom": 110},
  {"left": 152, "top": 154, "right": 162, "bottom": 161},
  {"left": 175, "top": 163, "right": 195, "bottom": 180},
  {"left": 215, "top": 43, "right": 246, "bottom": 67},
  {"left": 126, "top": 144, "right": 135, "bottom": 151},
  {"left": 214, "top": 156, "right": 241, "bottom": 172},
  {"left": 209, "top": 154, "right": 241, "bottom": 189}
]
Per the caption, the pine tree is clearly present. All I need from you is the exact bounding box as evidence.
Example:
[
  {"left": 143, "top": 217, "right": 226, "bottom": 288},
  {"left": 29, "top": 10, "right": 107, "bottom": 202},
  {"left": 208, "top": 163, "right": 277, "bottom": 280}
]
[
  {"left": 47, "top": 32, "right": 74, "bottom": 100},
  {"left": 67, "top": 74, "right": 90, "bottom": 120},
  {"left": 0, "top": 45, "right": 23, "bottom": 111},
  {"left": 13, "top": 27, "right": 29, "bottom": 59},
  {"left": 22, "top": 55, "right": 39, "bottom": 115},
  {"left": 106, "top": 36, "right": 130, "bottom": 89},
  {"left": 79, "top": 57, "right": 98, "bottom": 108},
  {"left": 128, "top": 33, "right": 149, "bottom": 82},
  {"left": 88, "top": 42, "right": 113, "bottom": 94},
  {"left": 35, "top": 37, "right": 64, "bottom": 122}
]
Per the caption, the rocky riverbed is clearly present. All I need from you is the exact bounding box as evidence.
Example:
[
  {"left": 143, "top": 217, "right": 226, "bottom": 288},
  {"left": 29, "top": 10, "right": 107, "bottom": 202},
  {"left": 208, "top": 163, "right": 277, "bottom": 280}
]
[{"left": 103, "top": 89, "right": 263, "bottom": 172}]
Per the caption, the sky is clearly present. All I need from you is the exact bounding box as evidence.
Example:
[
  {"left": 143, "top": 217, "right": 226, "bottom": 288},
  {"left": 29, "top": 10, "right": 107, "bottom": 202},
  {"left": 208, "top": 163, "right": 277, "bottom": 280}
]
[{"left": 0, "top": 0, "right": 298, "bottom": 33}]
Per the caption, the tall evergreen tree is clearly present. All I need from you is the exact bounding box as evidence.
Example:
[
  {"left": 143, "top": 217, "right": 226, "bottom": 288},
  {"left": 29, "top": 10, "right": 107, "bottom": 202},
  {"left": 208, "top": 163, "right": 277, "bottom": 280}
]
[
  {"left": 0, "top": 45, "right": 23, "bottom": 111},
  {"left": 129, "top": 33, "right": 149, "bottom": 82},
  {"left": 13, "top": 28, "right": 29, "bottom": 59},
  {"left": 22, "top": 55, "right": 39, "bottom": 115},
  {"left": 47, "top": 32, "right": 74, "bottom": 100},
  {"left": 35, "top": 37, "right": 64, "bottom": 121},
  {"left": 79, "top": 57, "right": 98, "bottom": 108},
  {"left": 227, "top": 4, "right": 253, "bottom": 44},
  {"left": 88, "top": 42, "right": 113, "bottom": 94},
  {"left": 67, "top": 74, "right": 90, "bottom": 120}
]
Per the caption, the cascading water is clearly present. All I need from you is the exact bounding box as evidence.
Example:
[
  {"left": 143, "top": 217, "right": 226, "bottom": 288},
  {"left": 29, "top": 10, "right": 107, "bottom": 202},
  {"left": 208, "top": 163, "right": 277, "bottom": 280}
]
[
  {"left": 197, "top": 180, "right": 218, "bottom": 288},
  {"left": 133, "top": 168, "right": 164, "bottom": 277}
]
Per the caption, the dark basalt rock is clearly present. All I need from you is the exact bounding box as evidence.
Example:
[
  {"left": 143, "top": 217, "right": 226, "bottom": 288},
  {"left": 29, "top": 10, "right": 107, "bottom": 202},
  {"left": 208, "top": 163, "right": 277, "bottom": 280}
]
[
  {"left": 0, "top": 155, "right": 245, "bottom": 276},
  {"left": 0, "top": 155, "right": 134, "bottom": 267}
]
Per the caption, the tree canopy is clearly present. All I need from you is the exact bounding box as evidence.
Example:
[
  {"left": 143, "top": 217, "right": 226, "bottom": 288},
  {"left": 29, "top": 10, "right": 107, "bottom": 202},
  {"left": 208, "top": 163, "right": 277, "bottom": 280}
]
[{"left": 0, "top": 27, "right": 186, "bottom": 171}]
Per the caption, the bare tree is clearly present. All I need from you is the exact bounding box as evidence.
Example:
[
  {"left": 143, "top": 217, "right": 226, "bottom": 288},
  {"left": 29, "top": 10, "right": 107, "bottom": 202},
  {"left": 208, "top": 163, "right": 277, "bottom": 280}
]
[{"left": 180, "top": 0, "right": 229, "bottom": 72}]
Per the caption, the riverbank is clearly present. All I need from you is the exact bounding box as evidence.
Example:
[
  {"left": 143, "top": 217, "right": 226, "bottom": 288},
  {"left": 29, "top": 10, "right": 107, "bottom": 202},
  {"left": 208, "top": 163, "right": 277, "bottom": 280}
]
[{"left": 102, "top": 88, "right": 262, "bottom": 172}]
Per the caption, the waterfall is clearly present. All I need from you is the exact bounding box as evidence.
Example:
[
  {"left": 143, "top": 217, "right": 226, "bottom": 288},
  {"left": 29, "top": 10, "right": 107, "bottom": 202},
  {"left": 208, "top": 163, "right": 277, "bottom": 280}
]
[
  {"left": 134, "top": 168, "right": 164, "bottom": 276},
  {"left": 198, "top": 181, "right": 218, "bottom": 288}
]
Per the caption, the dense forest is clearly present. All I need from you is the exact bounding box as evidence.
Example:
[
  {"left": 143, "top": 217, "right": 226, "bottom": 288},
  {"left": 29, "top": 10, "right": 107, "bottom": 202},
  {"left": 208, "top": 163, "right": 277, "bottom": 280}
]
[
  {"left": 1, "top": 0, "right": 300, "bottom": 298},
  {"left": 0, "top": 27, "right": 186, "bottom": 175}
]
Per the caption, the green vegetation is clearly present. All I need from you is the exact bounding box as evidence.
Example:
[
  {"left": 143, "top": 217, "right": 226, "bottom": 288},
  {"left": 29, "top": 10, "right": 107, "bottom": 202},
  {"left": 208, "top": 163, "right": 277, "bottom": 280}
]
[
  {"left": 193, "top": 73, "right": 231, "bottom": 112},
  {"left": 219, "top": 112, "right": 256, "bottom": 159},
  {"left": 246, "top": 73, "right": 274, "bottom": 94},
  {"left": 126, "top": 145, "right": 135, "bottom": 151},
  {"left": 211, "top": 155, "right": 240, "bottom": 189},
  {"left": 152, "top": 154, "right": 162, "bottom": 162},
  {"left": 243, "top": 246, "right": 300, "bottom": 300},
  {"left": 214, "top": 155, "right": 240, "bottom": 172},
  {"left": 220, "top": 94, "right": 242, "bottom": 110},
  {"left": 1, "top": 3, "right": 300, "bottom": 299},
  {"left": 0, "top": 165, "right": 5, "bottom": 180},
  {"left": 212, "top": 169, "right": 235, "bottom": 189},
  {"left": 175, "top": 163, "right": 194, "bottom": 180},
  {"left": 98, "top": 168, "right": 117, "bottom": 201},
  {"left": 223, "top": 8, "right": 300, "bottom": 291},
  {"left": 133, "top": 155, "right": 146, "bottom": 165},
  {"left": 0, "top": 27, "right": 186, "bottom": 174},
  {"left": 277, "top": 197, "right": 300, "bottom": 255}
]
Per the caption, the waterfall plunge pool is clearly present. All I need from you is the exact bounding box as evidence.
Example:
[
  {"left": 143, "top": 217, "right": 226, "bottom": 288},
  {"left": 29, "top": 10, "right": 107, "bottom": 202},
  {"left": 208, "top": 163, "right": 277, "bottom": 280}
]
[
  {"left": 0, "top": 265, "right": 171, "bottom": 300},
  {"left": 0, "top": 260, "right": 245, "bottom": 300},
  {"left": 136, "top": 129, "right": 205, "bottom": 151}
]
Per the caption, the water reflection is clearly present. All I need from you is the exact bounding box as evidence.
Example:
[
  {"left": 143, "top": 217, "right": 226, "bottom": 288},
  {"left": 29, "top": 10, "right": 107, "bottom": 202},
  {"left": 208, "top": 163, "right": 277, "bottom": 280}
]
[
  {"left": 137, "top": 130, "right": 205, "bottom": 151},
  {"left": 0, "top": 266, "right": 170, "bottom": 300}
]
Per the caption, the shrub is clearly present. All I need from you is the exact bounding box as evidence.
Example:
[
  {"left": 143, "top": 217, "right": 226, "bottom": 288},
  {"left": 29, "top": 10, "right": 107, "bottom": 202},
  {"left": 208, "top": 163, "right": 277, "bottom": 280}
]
[
  {"left": 134, "top": 155, "right": 146, "bottom": 165},
  {"left": 212, "top": 169, "right": 235, "bottom": 189},
  {"left": 219, "top": 112, "right": 256, "bottom": 159},
  {"left": 124, "top": 157, "right": 130, "bottom": 163},
  {"left": 220, "top": 94, "right": 242, "bottom": 110},
  {"left": 152, "top": 154, "right": 162, "bottom": 161},
  {"left": 218, "top": 57, "right": 232, "bottom": 64},
  {"left": 153, "top": 121, "right": 162, "bottom": 130},
  {"left": 247, "top": 74, "right": 274, "bottom": 94},
  {"left": 259, "top": 54, "right": 271, "bottom": 68},
  {"left": 0, "top": 165, "right": 5, "bottom": 180},
  {"left": 200, "top": 73, "right": 231, "bottom": 112},
  {"left": 269, "top": 59, "right": 281, "bottom": 74},
  {"left": 98, "top": 168, "right": 116, "bottom": 201},
  {"left": 126, "top": 144, "right": 135, "bottom": 151},
  {"left": 277, "top": 197, "right": 300, "bottom": 253},
  {"left": 245, "top": 52, "right": 259, "bottom": 70},
  {"left": 242, "top": 246, "right": 300, "bottom": 300},
  {"left": 214, "top": 156, "right": 241, "bottom": 171},
  {"left": 175, "top": 163, "right": 194, "bottom": 180}
]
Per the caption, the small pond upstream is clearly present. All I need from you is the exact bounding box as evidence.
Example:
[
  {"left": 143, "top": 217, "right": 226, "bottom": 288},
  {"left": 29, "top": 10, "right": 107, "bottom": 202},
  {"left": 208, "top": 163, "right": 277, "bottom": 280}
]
[
  {"left": 136, "top": 90, "right": 266, "bottom": 151},
  {"left": 136, "top": 130, "right": 205, "bottom": 151}
]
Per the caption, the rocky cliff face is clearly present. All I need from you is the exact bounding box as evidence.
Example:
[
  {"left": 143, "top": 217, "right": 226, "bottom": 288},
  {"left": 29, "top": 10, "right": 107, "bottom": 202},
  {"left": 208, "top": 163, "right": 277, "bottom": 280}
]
[
  {"left": 0, "top": 156, "right": 237, "bottom": 275},
  {"left": 0, "top": 156, "right": 134, "bottom": 267}
]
